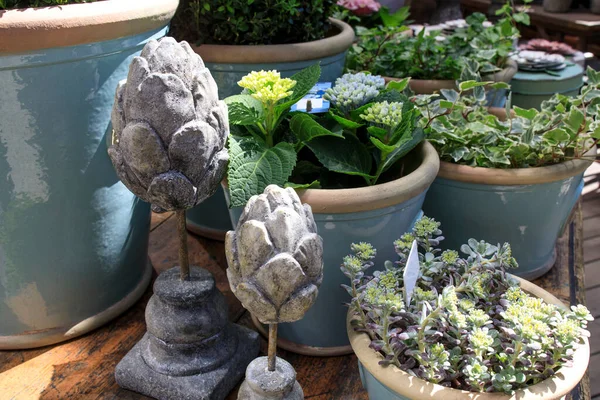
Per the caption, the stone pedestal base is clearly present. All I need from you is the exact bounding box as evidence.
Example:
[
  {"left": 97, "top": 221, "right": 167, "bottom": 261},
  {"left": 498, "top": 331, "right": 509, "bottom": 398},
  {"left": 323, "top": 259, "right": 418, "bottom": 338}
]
[
  {"left": 115, "top": 266, "right": 260, "bottom": 400},
  {"left": 116, "top": 326, "right": 259, "bottom": 400},
  {"left": 238, "top": 357, "right": 303, "bottom": 400}
]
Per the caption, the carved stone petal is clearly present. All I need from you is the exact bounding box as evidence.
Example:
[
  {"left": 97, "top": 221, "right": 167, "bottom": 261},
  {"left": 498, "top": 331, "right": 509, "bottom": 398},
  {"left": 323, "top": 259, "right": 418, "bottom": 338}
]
[
  {"left": 128, "top": 72, "right": 196, "bottom": 146},
  {"left": 123, "top": 56, "right": 150, "bottom": 120},
  {"left": 279, "top": 284, "right": 318, "bottom": 323},
  {"left": 225, "top": 264, "right": 241, "bottom": 294},
  {"left": 119, "top": 122, "right": 170, "bottom": 187},
  {"left": 194, "top": 149, "right": 228, "bottom": 205},
  {"left": 264, "top": 186, "right": 298, "bottom": 214},
  {"left": 264, "top": 208, "right": 306, "bottom": 253},
  {"left": 238, "top": 196, "right": 271, "bottom": 227},
  {"left": 302, "top": 203, "right": 318, "bottom": 234},
  {"left": 234, "top": 281, "right": 277, "bottom": 324},
  {"left": 107, "top": 146, "right": 147, "bottom": 199},
  {"left": 192, "top": 68, "right": 220, "bottom": 117},
  {"left": 255, "top": 253, "right": 305, "bottom": 308},
  {"left": 237, "top": 220, "right": 273, "bottom": 278},
  {"left": 111, "top": 82, "right": 126, "bottom": 136},
  {"left": 147, "top": 171, "right": 196, "bottom": 211},
  {"left": 168, "top": 121, "right": 218, "bottom": 185},
  {"left": 207, "top": 102, "right": 229, "bottom": 147},
  {"left": 293, "top": 233, "right": 324, "bottom": 280},
  {"left": 224, "top": 231, "right": 240, "bottom": 276},
  {"left": 141, "top": 37, "right": 201, "bottom": 90}
]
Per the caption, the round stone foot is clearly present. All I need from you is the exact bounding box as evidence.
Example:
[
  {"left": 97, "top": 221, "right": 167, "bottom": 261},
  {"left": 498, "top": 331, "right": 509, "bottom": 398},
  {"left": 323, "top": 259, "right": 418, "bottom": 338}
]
[{"left": 238, "top": 356, "right": 303, "bottom": 400}]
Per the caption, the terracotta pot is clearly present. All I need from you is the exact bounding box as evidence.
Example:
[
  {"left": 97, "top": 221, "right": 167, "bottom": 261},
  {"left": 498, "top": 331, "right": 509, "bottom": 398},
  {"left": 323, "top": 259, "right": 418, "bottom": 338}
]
[
  {"left": 224, "top": 142, "right": 440, "bottom": 355},
  {"left": 423, "top": 107, "right": 594, "bottom": 279},
  {"left": 348, "top": 277, "right": 591, "bottom": 400},
  {"left": 0, "top": 0, "right": 178, "bottom": 349}
]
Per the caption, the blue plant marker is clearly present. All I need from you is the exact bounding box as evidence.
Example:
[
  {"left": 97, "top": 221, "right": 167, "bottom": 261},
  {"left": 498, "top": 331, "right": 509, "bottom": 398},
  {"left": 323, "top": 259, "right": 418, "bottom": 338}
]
[{"left": 291, "top": 82, "right": 332, "bottom": 113}]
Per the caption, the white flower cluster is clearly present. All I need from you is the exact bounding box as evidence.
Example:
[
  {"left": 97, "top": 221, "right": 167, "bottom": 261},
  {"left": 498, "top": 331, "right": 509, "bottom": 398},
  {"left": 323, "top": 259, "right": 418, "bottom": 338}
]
[{"left": 324, "top": 72, "right": 385, "bottom": 114}]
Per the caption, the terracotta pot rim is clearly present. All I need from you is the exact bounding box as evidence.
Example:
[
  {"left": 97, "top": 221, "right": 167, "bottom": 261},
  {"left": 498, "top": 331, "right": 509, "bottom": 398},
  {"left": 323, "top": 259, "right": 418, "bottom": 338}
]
[
  {"left": 437, "top": 156, "right": 594, "bottom": 185},
  {"left": 296, "top": 141, "right": 440, "bottom": 214},
  {"left": 384, "top": 59, "right": 519, "bottom": 94},
  {"left": 0, "top": 0, "right": 179, "bottom": 54},
  {"left": 223, "top": 141, "right": 439, "bottom": 214},
  {"left": 191, "top": 18, "right": 355, "bottom": 64},
  {"left": 348, "top": 276, "right": 591, "bottom": 400}
]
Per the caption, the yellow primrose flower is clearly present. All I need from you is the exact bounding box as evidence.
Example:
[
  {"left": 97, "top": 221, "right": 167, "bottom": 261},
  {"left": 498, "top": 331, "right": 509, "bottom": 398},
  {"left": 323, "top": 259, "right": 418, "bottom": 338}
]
[{"left": 238, "top": 70, "right": 296, "bottom": 104}]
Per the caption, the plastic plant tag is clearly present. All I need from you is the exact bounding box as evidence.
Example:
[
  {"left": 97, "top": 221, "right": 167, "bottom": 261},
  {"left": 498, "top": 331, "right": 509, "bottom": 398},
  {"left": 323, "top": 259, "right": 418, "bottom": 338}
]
[
  {"left": 290, "top": 82, "right": 331, "bottom": 113},
  {"left": 403, "top": 240, "right": 420, "bottom": 306}
]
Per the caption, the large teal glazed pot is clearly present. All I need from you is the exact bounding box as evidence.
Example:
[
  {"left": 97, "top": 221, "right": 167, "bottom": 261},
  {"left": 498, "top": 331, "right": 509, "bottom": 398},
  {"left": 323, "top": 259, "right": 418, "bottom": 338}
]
[
  {"left": 348, "top": 278, "right": 590, "bottom": 400},
  {"left": 226, "top": 142, "right": 440, "bottom": 355},
  {"left": 511, "top": 63, "right": 584, "bottom": 110},
  {"left": 0, "top": 0, "right": 178, "bottom": 349},
  {"left": 422, "top": 154, "right": 593, "bottom": 280},
  {"left": 185, "top": 18, "right": 355, "bottom": 240}
]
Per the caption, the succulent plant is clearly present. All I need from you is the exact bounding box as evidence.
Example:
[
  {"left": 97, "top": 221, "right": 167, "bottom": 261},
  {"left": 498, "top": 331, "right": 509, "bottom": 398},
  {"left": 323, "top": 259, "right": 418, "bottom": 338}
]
[
  {"left": 108, "top": 37, "right": 228, "bottom": 213},
  {"left": 343, "top": 216, "right": 593, "bottom": 393},
  {"left": 225, "top": 185, "right": 323, "bottom": 324}
]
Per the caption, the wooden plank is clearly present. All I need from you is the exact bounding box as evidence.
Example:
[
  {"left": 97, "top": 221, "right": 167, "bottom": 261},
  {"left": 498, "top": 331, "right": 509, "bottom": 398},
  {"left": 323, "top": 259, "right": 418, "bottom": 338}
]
[
  {"left": 586, "top": 260, "right": 600, "bottom": 289},
  {"left": 583, "top": 194, "right": 600, "bottom": 219},
  {"left": 588, "top": 318, "right": 600, "bottom": 356},
  {"left": 586, "top": 286, "right": 600, "bottom": 319},
  {"left": 585, "top": 216, "right": 600, "bottom": 241},
  {"left": 585, "top": 236, "right": 600, "bottom": 264},
  {"left": 591, "top": 353, "right": 600, "bottom": 398},
  {"left": 150, "top": 211, "right": 173, "bottom": 231}
]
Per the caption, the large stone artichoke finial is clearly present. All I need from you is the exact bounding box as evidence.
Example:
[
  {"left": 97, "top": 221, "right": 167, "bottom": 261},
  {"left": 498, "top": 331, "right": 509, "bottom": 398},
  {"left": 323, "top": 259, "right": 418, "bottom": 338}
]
[
  {"left": 108, "top": 37, "right": 228, "bottom": 213},
  {"left": 225, "top": 185, "right": 324, "bottom": 325}
]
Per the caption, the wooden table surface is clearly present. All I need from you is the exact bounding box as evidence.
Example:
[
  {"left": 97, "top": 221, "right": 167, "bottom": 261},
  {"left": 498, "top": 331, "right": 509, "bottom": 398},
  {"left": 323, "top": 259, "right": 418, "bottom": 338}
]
[{"left": 0, "top": 204, "right": 590, "bottom": 399}]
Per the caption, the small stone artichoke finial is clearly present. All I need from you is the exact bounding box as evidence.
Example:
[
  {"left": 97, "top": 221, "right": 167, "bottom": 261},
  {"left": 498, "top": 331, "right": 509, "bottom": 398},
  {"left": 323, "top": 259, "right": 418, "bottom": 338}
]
[
  {"left": 225, "top": 185, "right": 324, "bottom": 324},
  {"left": 108, "top": 37, "right": 228, "bottom": 213}
]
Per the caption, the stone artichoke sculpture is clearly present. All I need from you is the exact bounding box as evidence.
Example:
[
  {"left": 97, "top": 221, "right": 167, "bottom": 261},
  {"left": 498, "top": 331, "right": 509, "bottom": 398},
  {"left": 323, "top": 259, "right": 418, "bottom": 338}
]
[
  {"left": 225, "top": 185, "right": 324, "bottom": 324},
  {"left": 108, "top": 37, "right": 228, "bottom": 213}
]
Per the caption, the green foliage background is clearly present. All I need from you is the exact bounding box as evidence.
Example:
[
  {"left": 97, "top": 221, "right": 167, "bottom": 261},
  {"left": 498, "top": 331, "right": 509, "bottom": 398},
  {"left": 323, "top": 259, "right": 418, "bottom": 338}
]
[
  {"left": 0, "top": 0, "right": 94, "bottom": 9},
  {"left": 170, "top": 0, "right": 336, "bottom": 45}
]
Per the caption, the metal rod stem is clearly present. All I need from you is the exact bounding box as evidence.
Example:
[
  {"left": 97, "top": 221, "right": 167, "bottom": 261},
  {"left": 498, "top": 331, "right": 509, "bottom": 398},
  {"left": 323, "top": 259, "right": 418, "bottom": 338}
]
[
  {"left": 267, "top": 323, "right": 278, "bottom": 371},
  {"left": 177, "top": 210, "right": 190, "bottom": 281}
]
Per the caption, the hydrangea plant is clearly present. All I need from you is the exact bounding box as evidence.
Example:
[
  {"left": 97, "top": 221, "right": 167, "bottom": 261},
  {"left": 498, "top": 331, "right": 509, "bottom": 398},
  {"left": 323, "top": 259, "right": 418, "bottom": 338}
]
[
  {"left": 225, "top": 67, "right": 425, "bottom": 207},
  {"left": 414, "top": 67, "right": 600, "bottom": 168},
  {"left": 343, "top": 217, "right": 592, "bottom": 393}
]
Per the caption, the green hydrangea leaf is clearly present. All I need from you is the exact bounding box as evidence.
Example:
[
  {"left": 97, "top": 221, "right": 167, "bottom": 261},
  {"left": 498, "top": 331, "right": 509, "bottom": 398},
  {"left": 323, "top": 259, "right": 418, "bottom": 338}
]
[
  {"left": 329, "top": 112, "right": 364, "bottom": 129},
  {"left": 276, "top": 63, "right": 322, "bottom": 113},
  {"left": 378, "top": 128, "right": 425, "bottom": 175},
  {"left": 284, "top": 180, "right": 321, "bottom": 189},
  {"left": 290, "top": 113, "right": 344, "bottom": 144},
  {"left": 225, "top": 94, "right": 265, "bottom": 125},
  {"left": 367, "top": 126, "right": 389, "bottom": 140},
  {"left": 306, "top": 133, "right": 373, "bottom": 178},
  {"left": 227, "top": 136, "right": 297, "bottom": 207}
]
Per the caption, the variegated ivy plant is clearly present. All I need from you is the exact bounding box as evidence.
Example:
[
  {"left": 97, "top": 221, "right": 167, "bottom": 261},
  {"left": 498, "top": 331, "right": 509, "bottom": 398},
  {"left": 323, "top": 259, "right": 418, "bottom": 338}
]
[
  {"left": 414, "top": 67, "right": 600, "bottom": 168},
  {"left": 225, "top": 65, "right": 425, "bottom": 207},
  {"left": 343, "top": 217, "right": 593, "bottom": 393}
]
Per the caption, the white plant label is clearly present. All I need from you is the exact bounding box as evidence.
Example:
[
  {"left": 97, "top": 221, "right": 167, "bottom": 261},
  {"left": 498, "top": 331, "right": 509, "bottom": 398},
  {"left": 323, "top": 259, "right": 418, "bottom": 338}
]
[{"left": 403, "top": 240, "right": 420, "bottom": 306}]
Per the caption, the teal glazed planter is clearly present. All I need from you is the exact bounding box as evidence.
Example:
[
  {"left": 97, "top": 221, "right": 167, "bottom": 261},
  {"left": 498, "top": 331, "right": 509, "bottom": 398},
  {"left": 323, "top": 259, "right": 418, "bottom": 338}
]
[
  {"left": 185, "top": 18, "right": 354, "bottom": 239},
  {"left": 191, "top": 18, "right": 355, "bottom": 99},
  {"left": 422, "top": 157, "right": 593, "bottom": 280},
  {"left": 511, "top": 64, "right": 584, "bottom": 110},
  {"left": 226, "top": 142, "right": 439, "bottom": 355},
  {"left": 0, "top": 0, "right": 178, "bottom": 349},
  {"left": 348, "top": 278, "right": 591, "bottom": 400},
  {"left": 186, "top": 186, "right": 232, "bottom": 241}
]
